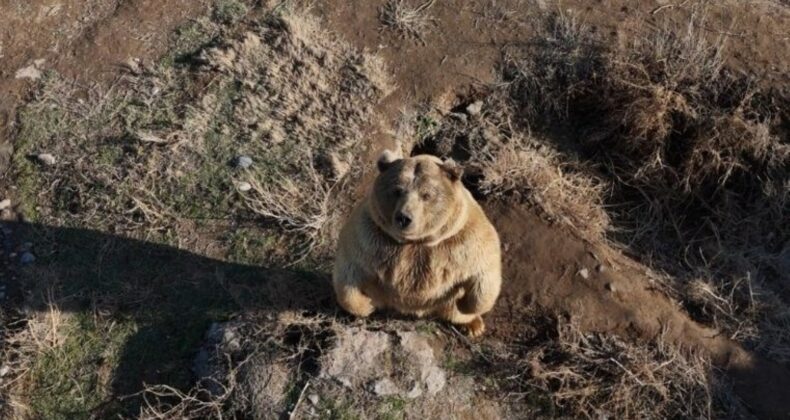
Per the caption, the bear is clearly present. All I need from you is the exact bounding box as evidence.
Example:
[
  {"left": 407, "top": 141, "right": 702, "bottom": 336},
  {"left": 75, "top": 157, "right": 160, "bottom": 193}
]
[{"left": 332, "top": 150, "right": 502, "bottom": 337}]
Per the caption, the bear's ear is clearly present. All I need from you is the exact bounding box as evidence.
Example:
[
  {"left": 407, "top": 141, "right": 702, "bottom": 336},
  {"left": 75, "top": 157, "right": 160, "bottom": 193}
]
[
  {"left": 377, "top": 149, "right": 400, "bottom": 173},
  {"left": 440, "top": 159, "right": 463, "bottom": 182}
]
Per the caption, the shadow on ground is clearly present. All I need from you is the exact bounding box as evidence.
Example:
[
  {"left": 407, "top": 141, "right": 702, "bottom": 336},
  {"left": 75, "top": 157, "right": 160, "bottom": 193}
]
[{"left": 2, "top": 221, "right": 335, "bottom": 417}]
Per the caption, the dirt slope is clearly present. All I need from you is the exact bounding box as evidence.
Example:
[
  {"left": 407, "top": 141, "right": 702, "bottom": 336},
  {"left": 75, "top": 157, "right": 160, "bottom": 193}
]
[{"left": 488, "top": 203, "right": 790, "bottom": 419}]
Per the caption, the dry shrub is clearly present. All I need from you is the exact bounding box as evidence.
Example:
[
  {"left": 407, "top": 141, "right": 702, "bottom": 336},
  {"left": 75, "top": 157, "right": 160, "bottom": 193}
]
[
  {"left": 503, "top": 9, "right": 790, "bottom": 362},
  {"left": 411, "top": 92, "right": 610, "bottom": 239},
  {"left": 379, "top": 0, "right": 436, "bottom": 43},
  {"left": 494, "top": 317, "right": 746, "bottom": 419},
  {"left": 478, "top": 140, "right": 610, "bottom": 239}
]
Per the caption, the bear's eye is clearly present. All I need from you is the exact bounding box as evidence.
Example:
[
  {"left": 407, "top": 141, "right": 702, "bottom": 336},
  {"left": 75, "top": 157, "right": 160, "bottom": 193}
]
[{"left": 392, "top": 188, "right": 404, "bottom": 198}]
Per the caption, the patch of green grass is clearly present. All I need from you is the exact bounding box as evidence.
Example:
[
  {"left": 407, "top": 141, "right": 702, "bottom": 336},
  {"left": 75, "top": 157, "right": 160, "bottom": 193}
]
[
  {"left": 442, "top": 353, "right": 476, "bottom": 375},
  {"left": 226, "top": 226, "right": 279, "bottom": 265},
  {"left": 212, "top": 0, "right": 248, "bottom": 24},
  {"left": 165, "top": 18, "right": 217, "bottom": 65},
  {"left": 377, "top": 396, "right": 406, "bottom": 420},
  {"left": 27, "top": 313, "right": 136, "bottom": 420},
  {"left": 319, "top": 398, "right": 360, "bottom": 420},
  {"left": 414, "top": 321, "right": 438, "bottom": 335}
]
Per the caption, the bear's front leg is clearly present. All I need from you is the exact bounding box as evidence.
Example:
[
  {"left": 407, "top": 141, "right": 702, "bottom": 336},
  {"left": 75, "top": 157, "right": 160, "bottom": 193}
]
[{"left": 332, "top": 262, "right": 377, "bottom": 317}]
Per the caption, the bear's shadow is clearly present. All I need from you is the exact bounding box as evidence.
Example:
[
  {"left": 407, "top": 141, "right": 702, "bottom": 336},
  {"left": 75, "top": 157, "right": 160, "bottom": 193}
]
[{"left": 3, "top": 221, "right": 336, "bottom": 417}]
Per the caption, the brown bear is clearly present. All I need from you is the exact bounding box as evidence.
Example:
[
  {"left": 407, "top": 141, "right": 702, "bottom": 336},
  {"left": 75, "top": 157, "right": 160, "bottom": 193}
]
[{"left": 332, "top": 150, "right": 502, "bottom": 336}]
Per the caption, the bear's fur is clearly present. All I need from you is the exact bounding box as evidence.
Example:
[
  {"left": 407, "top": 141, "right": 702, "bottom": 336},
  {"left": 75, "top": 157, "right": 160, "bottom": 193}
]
[{"left": 332, "top": 151, "right": 502, "bottom": 336}]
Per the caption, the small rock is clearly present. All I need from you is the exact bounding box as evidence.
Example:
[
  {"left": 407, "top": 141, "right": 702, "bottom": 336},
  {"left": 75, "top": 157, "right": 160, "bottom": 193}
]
[
  {"left": 605, "top": 282, "right": 616, "bottom": 292},
  {"left": 0, "top": 365, "right": 9, "bottom": 377},
  {"left": 307, "top": 393, "right": 320, "bottom": 406},
  {"left": 15, "top": 65, "right": 42, "bottom": 80},
  {"left": 372, "top": 378, "right": 400, "bottom": 396},
  {"left": 36, "top": 153, "right": 57, "bottom": 166},
  {"left": 596, "top": 264, "right": 606, "bottom": 273},
  {"left": 465, "top": 100, "right": 483, "bottom": 116},
  {"left": 577, "top": 268, "right": 590, "bottom": 279},
  {"left": 0, "top": 199, "right": 10, "bottom": 210},
  {"left": 237, "top": 182, "right": 252, "bottom": 192},
  {"left": 124, "top": 57, "right": 143, "bottom": 75},
  {"left": 235, "top": 155, "right": 253, "bottom": 169},
  {"left": 20, "top": 252, "right": 35, "bottom": 265}
]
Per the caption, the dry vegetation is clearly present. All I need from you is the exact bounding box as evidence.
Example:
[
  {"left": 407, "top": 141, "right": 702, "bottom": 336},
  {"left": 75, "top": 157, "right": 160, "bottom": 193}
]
[
  {"left": 410, "top": 8, "right": 789, "bottom": 367},
  {"left": 486, "top": 316, "right": 737, "bottom": 419},
  {"left": 12, "top": 8, "right": 390, "bottom": 263},
  {"left": 3, "top": 4, "right": 390, "bottom": 418},
  {"left": 498, "top": 9, "right": 789, "bottom": 365},
  {"left": 2, "top": 1, "right": 788, "bottom": 419},
  {"left": 379, "top": 0, "right": 437, "bottom": 43}
]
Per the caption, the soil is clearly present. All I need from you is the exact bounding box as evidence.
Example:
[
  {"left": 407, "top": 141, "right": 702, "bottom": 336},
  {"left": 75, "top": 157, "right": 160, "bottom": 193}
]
[
  {"left": 0, "top": 0, "right": 212, "bottom": 171},
  {"left": 1, "top": 0, "right": 789, "bottom": 418},
  {"left": 487, "top": 202, "right": 790, "bottom": 419}
]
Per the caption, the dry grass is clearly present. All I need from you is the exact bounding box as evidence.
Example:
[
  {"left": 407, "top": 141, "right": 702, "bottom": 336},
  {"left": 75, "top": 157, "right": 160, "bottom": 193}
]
[
  {"left": 484, "top": 315, "right": 749, "bottom": 419},
  {"left": 379, "top": 0, "right": 436, "bottom": 43},
  {"left": 13, "top": 10, "right": 390, "bottom": 263},
  {"left": 477, "top": 139, "right": 610, "bottom": 239},
  {"left": 491, "top": 7, "right": 790, "bottom": 368},
  {"left": 410, "top": 92, "right": 611, "bottom": 239}
]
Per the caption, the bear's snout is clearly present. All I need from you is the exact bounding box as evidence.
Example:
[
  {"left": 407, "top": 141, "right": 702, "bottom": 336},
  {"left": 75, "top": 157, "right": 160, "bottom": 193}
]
[{"left": 395, "top": 211, "right": 412, "bottom": 229}]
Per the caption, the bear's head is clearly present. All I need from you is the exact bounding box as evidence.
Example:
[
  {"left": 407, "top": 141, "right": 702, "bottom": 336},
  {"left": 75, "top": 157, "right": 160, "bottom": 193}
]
[{"left": 369, "top": 150, "right": 466, "bottom": 243}]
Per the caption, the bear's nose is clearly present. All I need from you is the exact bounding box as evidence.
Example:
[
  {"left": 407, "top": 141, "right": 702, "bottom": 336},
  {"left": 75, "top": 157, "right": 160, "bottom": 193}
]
[{"left": 395, "top": 212, "right": 412, "bottom": 229}]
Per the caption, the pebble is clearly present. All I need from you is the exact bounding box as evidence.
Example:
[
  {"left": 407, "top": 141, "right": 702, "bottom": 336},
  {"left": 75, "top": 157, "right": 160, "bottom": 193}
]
[
  {"left": 15, "top": 64, "right": 42, "bottom": 80},
  {"left": 605, "top": 282, "right": 616, "bottom": 292},
  {"left": 20, "top": 252, "right": 35, "bottom": 265},
  {"left": 448, "top": 112, "right": 468, "bottom": 123},
  {"left": 307, "top": 393, "right": 320, "bottom": 406},
  {"left": 0, "top": 365, "right": 9, "bottom": 377},
  {"left": 235, "top": 155, "right": 253, "bottom": 169},
  {"left": 237, "top": 182, "right": 252, "bottom": 192},
  {"left": 465, "top": 100, "right": 483, "bottom": 116},
  {"left": 577, "top": 268, "right": 590, "bottom": 279},
  {"left": 0, "top": 199, "right": 10, "bottom": 210},
  {"left": 36, "top": 153, "right": 57, "bottom": 166},
  {"left": 596, "top": 264, "right": 606, "bottom": 273}
]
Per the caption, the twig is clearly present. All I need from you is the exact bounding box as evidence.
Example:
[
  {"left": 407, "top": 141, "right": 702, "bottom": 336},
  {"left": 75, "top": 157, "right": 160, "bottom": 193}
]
[
  {"left": 609, "top": 357, "right": 646, "bottom": 387},
  {"left": 288, "top": 380, "right": 311, "bottom": 420},
  {"left": 651, "top": 4, "right": 673, "bottom": 15}
]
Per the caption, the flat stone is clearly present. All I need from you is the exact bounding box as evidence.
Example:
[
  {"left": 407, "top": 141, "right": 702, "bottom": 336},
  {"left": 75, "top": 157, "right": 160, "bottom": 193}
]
[
  {"left": 36, "top": 153, "right": 57, "bottom": 166},
  {"left": 15, "top": 65, "right": 42, "bottom": 80},
  {"left": 237, "top": 182, "right": 252, "bottom": 192}
]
